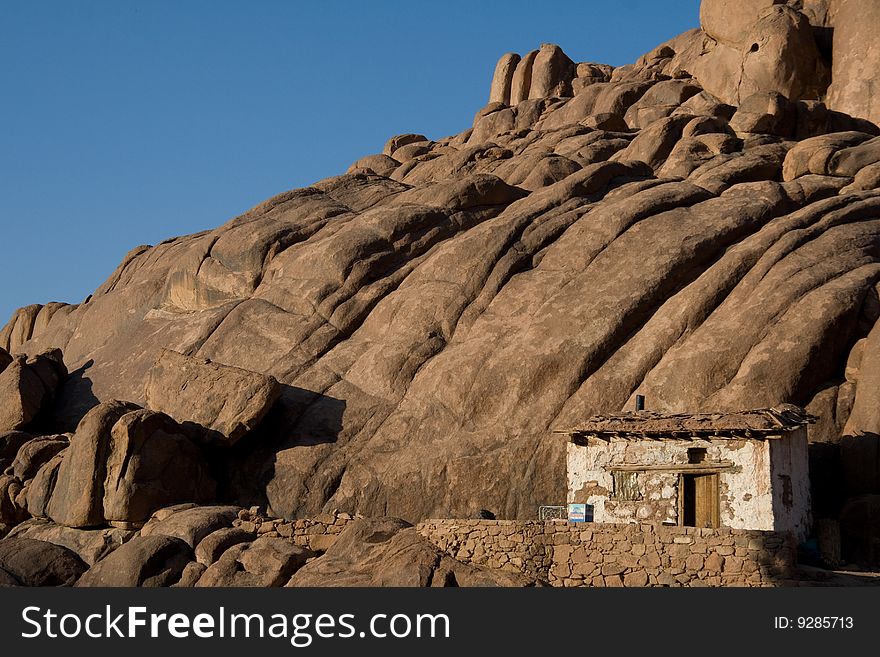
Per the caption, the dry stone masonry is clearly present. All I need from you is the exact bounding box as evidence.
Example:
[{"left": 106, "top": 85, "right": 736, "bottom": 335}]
[
  {"left": 417, "top": 519, "right": 797, "bottom": 587},
  {"left": 232, "top": 508, "right": 356, "bottom": 552}
]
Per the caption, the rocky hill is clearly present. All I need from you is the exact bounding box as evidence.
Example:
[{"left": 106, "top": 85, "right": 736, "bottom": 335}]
[{"left": 2, "top": 0, "right": 879, "bottom": 549}]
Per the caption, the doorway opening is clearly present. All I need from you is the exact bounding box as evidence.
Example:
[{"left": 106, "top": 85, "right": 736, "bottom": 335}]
[{"left": 680, "top": 473, "right": 719, "bottom": 528}]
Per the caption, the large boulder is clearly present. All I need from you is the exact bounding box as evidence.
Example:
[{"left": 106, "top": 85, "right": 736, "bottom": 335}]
[
  {"left": 24, "top": 449, "right": 65, "bottom": 518},
  {"left": 6, "top": 518, "right": 133, "bottom": 566},
  {"left": 194, "top": 526, "right": 255, "bottom": 566},
  {"left": 139, "top": 505, "right": 240, "bottom": 548},
  {"left": 47, "top": 402, "right": 214, "bottom": 528},
  {"left": 843, "top": 319, "right": 880, "bottom": 438},
  {"left": 700, "top": 0, "right": 785, "bottom": 46},
  {"left": 693, "top": 4, "right": 828, "bottom": 106},
  {"left": 0, "top": 357, "right": 53, "bottom": 432},
  {"left": 489, "top": 53, "right": 521, "bottom": 105},
  {"left": 196, "top": 536, "right": 314, "bottom": 587},
  {"left": 510, "top": 49, "right": 538, "bottom": 105},
  {"left": 76, "top": 534, "right": 193, "bottom": 587},
  {"left": 10, "top": 435, "right": 68, "bottom": 480},
  {"left": 0, "top": 537, "right": 87, "bottom": 586},
  {"left": 528, "top": 44, "right": 576, "bottom": 100},
  {"left": 347, "top": 154, "right": 399, "bottom": 177},
  {"left": 0, "top": 475, "right": 26, "bottom": 526},
  {"left": 624, "top": 79, "right": 703, "bottom": 130},
  {"left": 0, "top": 349, "right": 67, "bottom": 433},
  {"left": 286, "top": 517, "right": 535, "bottom": 587},
  {"left": 729, "top": 91, "right": 797, "bottom": 137},
  {"left": 144, "top": 349, "right": 281, "bottom": 446},
  {"left": 781, "top": 131, "right": 875, "bottom": 180},
  {"left": 46, "top": 400, "right": 139, "bottom": 527},
  {"left": 101, "top": 409, "right": 215, "bottom": 525},
  {"left": 382, "top": 134, "right": 429, "bottom": 158}
]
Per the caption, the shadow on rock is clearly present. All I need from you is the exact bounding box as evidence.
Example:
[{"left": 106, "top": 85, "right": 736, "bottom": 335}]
[{"left": 52, "top": 359, "right": 99, "bottom": 433}]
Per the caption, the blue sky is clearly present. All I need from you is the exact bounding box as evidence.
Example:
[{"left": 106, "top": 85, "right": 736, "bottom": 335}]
[{"left": 0, "top": 0, "right": 700, "bottom": 324}]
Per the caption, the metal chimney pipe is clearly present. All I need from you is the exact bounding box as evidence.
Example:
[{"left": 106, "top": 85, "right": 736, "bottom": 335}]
[{"left": 635, "top": 394, "right": 645, "bottom": 411}]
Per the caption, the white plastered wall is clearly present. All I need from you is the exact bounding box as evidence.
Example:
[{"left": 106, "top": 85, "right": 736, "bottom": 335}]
[
  {"left": 768, "top": 427, "right": 812, "bottom": 542},
  {"left": 566, "top": 436, "right": 788, "bottom": 532}
]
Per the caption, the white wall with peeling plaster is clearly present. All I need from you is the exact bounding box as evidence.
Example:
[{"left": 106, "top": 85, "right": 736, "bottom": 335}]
[{"left": 566, "top": 427, "right": 810, "bottom": 541}]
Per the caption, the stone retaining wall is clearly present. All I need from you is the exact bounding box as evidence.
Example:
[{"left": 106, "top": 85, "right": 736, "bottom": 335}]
[
  {"left": 232, "top": 509, "right": 356, "bottom": 552},
  {"left": 416, "top": 519, "right": 797, "bottom": 587},
  {"left": 228, "top": 511, "right": 797, "bottom": 586}
]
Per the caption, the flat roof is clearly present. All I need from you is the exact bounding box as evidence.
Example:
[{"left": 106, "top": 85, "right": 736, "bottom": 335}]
[{"left": 554, "top": 404, "right": 815, "bottom": 440}]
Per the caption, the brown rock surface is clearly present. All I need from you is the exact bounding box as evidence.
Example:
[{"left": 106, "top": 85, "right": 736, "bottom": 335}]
[
  {"left": 528, "top": 44, "right": 575, "bottom": 100},
  {"left": 0, "top": 537, "right": 87, "bottom": 586},
  {"left": 0, "top": 475, "right": 26, "bottom": 526},
  {"left": 46, "top": 400, "right": 140, "bottom": 527},
  {"left": 6, "top": 518, "right": 133, "bottom": 566},
  {"left": 0, "top": 431, "right": 32, "bottom": 472},
  {"left": 139, "top": 504, "right": 240, "bottom": 547},
  {"left": 4, "top": 1, "right": 880, "bottom": 530},
  {"left": 729, "top": 91, "right": 797, "bottom": 137},
  {"left": 25, "top": 449, "right": 66, "bottom": 518},
  {"left": 75, "top": 534, "right": 193, "bottom": 587},
  {"left": 11, "top": 435, "right": 68, "bottom": 480},
  {"left": 826, "top": 0, "right": 880, "bottom": 127},
  {"left": 0, "top": 360, "right": 44, "bottom": 432},
  {"left": 700, "top": 0, "right": 785, "bottom": 47},
  {"left": 196, "top": 536, "right": 314, "bottom": 587},
  {"left": 383, "top": 134, "right": 429, "bottom": 157},
  {"left": 489, "top": 53, "right": 521, "bottom": 105},
  {"left": 144, "top": 349, "right": 281, "bottom": 445},
  {"left": 194, "top": 526, "right": 255, "bottom": 566},
  {"left": 693, "top": 4, "right": 828, "bottom": 106},
  {"left": 101, "top": 409, "right": 215, "bottom": 524},
  {"left": 510, "top": 49, "right": 538, "bottom": 105}
]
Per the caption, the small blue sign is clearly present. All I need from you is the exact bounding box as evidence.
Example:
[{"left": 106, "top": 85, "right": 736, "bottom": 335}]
[{"left": 567, "top": 503, "right": 594, "bottom": 523}]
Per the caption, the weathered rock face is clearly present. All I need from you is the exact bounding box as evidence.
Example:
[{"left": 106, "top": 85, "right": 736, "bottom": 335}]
[
  {"left": 4, "top": 1, "right": 880, "bottom": 530},
  {"left": 144, "top": 349, "right": 281, "bottom": 445},
  {"left": 196, "top": 536, "right": 314, "bottom": 587},
  {"left": 826, "top": 0, "right": 880, "bottom": 128},
  {"left": 75, "top": 534, "right": 193, "bottom": 587},
  {"left": 700, "top": 0, "right": 785, "bottom": 47},
  {"left": 46, "top": 400, "right": 139, "bottom": 527},
  {"left": 194, "top": 526, "right": 255, "bottom": 566},
  {"left": 45, "top": 401, "right": 215, "bottom": 528},
  {"left": 0, "top": 538, "right": 87, "bottom": 586},
  {"left": 11, "top": 435, "right": 68, "bottom": 480},
  {"left": 489, "top": 53, "right": 521, "bottom": 105},
  {"left": 139, "top": 505, "right": 240, "bottom": 547},
  {"left": 0, "top": 350, "right": 66, "bottom": 433},
  {"left": 693, "top": 3, "right": 828, "bottom": 106},
  {"left": 529, "top": 44, "right": 576, "bottom": 100},
  {"left": 101, "top": 409, "right": 215, "bottom": 524},
  {"left": 7, "top": 519, "right": 133, "bottom": 566}
]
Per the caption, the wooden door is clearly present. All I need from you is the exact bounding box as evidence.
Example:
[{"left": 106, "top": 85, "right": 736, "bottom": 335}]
[
  {"left": 694, "top": 473, "right": 719, "bottom": 529},
  {"left": 679, "top": 473, "right": 720, "bottom": 528}
]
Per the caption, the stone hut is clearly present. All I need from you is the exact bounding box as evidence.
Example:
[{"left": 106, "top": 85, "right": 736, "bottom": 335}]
[{"left": 555, "top": 404, "right": 814, "bottom": 542}]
